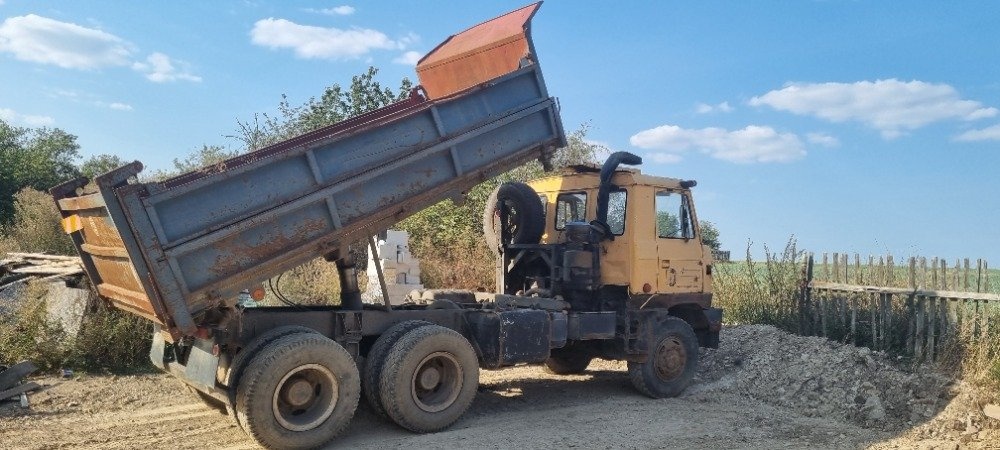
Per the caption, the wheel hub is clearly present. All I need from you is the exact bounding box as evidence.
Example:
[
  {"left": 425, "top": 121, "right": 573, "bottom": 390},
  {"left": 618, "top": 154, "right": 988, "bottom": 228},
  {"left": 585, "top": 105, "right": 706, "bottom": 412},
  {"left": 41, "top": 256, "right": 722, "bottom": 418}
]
[
  {"left": 283, "top": 378, "right": 314, "bottom": 407},
  {"left": 411, "top": 352, "right": 463, "bottom": 413},
  {"left": 654, "top": 337, "right": 686, "bottom": 382},
  {"left": 272, "top": 364, "right": 339, "bottom": 432},
  {"left": 418, "top": 366, "right": 442, "bottom": 390}
]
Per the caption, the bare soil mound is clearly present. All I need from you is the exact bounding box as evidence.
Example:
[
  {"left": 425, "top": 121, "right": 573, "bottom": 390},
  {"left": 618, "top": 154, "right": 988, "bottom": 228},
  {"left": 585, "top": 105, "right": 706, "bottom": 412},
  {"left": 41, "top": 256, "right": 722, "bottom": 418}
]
[{"left": 695, "top": 325, "right": 994, "bottom": 434}]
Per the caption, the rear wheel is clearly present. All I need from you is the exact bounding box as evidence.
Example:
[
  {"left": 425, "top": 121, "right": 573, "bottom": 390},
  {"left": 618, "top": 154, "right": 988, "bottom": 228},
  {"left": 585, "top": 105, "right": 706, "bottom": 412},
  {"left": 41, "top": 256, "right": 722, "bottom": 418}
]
[
  {"left": 225, "top": 325, "right": 319, "bottom": 429},
  {"left": 627, "top": 316, "right": 699, "bottom": 398},
  {"left": 362, "top": 320, "right": 433, "bottom": 420},
  {"left": 378, "top": 325, "right": 479, "bottom": 433},
  {"left": 236, "top": 333, "right": 360, "bottom": 449}
]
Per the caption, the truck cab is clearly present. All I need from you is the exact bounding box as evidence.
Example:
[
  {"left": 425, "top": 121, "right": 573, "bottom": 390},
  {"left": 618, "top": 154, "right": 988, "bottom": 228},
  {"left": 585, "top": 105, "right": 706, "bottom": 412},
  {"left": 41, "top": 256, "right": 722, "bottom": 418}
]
[
  {"left": 488, "top": 152, "right": 722, "bottom": 358},
  {"left": 530, "top": 166, "right": 714, "bottom": 302}
]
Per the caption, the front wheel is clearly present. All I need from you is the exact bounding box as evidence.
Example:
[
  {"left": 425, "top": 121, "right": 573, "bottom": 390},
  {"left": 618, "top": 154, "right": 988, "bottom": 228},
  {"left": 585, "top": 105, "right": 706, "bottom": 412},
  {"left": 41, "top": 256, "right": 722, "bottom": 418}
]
[
  {"left": 627, "top": 316, "right": 699, "bottom": 398},
  {"left": 235, "top": 333, "right": 360, "bottom": 449}
]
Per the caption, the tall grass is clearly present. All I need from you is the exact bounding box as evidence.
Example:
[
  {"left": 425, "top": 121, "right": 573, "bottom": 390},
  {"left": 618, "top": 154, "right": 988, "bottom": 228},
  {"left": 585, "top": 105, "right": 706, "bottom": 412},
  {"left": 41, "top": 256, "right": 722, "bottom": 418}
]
[{"left": 712, "top": 238, "right": 804, "bottom": 332}]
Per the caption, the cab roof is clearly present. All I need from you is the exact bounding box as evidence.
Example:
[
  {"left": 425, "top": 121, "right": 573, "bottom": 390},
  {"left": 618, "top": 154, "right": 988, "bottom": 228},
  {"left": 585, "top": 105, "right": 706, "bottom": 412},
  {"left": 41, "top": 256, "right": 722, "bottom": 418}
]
[{"left": 529, "top": 166, "right": 691, "bottom": 190}]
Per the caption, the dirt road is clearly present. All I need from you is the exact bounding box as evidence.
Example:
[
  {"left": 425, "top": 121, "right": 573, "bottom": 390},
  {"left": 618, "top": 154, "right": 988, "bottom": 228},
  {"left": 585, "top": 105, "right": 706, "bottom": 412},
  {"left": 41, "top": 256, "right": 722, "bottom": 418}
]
[{"left": 2, "top": 325, "right": 996, "bottom": 449}]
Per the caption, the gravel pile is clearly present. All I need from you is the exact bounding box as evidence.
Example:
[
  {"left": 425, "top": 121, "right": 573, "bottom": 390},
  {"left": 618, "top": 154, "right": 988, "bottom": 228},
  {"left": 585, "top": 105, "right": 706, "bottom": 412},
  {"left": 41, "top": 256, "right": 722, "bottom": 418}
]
[{"left": 692, "top": 325, "right": 954, "bottom": 430}]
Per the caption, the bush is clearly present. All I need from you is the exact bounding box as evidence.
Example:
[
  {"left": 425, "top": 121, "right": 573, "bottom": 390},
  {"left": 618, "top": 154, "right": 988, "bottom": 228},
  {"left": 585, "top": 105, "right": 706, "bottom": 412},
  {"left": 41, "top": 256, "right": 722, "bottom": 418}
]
[
  {"left": 0, "top": 282, "right": 67, "bottom": 371},
  {"left": 0, "top": 187, "right": 75, "bottom": 255},
  {"left": 0, "top": 281, "right": 151, "bottom": 373}
]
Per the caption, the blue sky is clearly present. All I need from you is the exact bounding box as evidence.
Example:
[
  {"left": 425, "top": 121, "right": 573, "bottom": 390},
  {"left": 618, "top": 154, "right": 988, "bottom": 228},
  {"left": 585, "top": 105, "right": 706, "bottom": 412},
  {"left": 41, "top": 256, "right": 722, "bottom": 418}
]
[{"left": 1, "top": 1, "right": 999, "bottom": 264}]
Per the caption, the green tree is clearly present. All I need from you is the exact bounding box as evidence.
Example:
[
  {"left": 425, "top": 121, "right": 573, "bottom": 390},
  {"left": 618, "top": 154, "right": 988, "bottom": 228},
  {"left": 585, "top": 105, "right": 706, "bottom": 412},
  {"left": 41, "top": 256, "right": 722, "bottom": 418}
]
[
  {"left": 79, "top": 153, "right": 127, "bottom": 178},
  {"left": 232, "top": 67, "right": 413, "bottom": 152},
  {"left": 0, "top": 119, "right": 81, "bottom": 224},
  {"left": 397, "top": 123, "right": 605, "bottom": 248},
  {"left": 700, "top": 220, "right": 721, "bottom": 251},
  {"left": 147, "top": 145, "right": 240, "bottom": 181}
]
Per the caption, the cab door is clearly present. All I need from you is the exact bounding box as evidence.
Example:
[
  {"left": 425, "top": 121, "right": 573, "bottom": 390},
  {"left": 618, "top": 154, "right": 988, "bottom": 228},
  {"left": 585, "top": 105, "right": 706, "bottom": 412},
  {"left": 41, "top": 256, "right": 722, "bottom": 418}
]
[{"left": 654, "top": 190, "right": 705, "bottom": 293}]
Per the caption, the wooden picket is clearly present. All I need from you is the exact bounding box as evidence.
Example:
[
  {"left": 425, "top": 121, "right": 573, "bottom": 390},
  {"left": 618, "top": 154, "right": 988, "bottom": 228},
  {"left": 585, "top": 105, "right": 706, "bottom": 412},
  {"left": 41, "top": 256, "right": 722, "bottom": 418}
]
[{"left": 801, "top": 253, "right": 999, "bottom": 361}]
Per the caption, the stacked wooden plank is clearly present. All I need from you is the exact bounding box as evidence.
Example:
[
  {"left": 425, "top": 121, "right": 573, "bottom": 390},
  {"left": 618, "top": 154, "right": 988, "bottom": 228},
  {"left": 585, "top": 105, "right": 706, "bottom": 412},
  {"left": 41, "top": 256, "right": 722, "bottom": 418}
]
[{"left": 0, "top": 253, "right": 83, "bottom": 289}]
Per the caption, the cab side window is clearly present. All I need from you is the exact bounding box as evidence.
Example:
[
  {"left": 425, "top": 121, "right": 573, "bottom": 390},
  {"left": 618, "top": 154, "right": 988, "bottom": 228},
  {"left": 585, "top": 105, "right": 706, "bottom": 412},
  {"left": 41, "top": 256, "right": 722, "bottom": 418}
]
[
  {"left": 555, "top": 192, "right": 587, "bottom": 230},
  {"left": 606, "top": 189, "right": 627, "bottom": 235},
  {"left": 655, "top": 190, "right": 694, "bottom": 239}
]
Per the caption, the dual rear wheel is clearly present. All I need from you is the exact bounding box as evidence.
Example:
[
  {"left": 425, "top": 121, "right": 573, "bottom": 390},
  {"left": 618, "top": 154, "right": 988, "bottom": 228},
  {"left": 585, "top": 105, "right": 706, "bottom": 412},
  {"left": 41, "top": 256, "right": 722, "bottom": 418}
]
[
  {"left": 228, "top": 322, "right": 480, "bottom": 448},
  {"left": 364, "top": 322, "right": 480, "bottom": 432}
]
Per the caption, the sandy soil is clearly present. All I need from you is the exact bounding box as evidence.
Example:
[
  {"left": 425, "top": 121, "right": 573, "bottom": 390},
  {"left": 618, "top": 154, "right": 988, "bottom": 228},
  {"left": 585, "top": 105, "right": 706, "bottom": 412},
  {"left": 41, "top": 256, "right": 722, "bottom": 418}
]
[{"left": 2, "top": 325, "right": 997, "bottom": 449}]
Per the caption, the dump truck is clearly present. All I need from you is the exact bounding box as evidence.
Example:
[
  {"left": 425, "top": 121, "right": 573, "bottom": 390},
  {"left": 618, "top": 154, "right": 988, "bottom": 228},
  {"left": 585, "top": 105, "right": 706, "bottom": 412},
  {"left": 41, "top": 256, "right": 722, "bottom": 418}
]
[{"left": 51, "top": 3, "right": 722, "bottom": 448}]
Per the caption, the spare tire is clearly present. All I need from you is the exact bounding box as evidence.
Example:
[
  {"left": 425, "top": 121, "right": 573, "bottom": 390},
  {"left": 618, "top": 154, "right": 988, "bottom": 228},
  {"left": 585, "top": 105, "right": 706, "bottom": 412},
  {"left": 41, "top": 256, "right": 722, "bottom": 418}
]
[{"left": 482, "top": 181, "right": 545, "bottom": 253}]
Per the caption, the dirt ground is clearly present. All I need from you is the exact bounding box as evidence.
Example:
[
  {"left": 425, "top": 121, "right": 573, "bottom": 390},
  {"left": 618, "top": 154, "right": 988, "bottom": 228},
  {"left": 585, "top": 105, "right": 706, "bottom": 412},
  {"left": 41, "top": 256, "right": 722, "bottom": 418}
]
[{"left": 2, "top": 325, "right": 997, "bottom": 449}]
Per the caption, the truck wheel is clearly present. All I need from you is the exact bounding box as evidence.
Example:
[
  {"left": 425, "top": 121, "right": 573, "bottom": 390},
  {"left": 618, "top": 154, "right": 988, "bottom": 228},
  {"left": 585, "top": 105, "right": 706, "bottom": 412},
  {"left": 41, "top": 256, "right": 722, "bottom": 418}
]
[
  {"left": 627, "top": 317, "right": 699, "bottom": 398},
  {"left": 483, "top": 182, "right": 545, "bottom": 253},
  {"left": 379, "top": 325, "right": 479, "bottom": 433},
  {"left": 543, "top": 351, "right": 592, "bottom": 375},
  {"left": 362, "top": 320, "right": 433, "bottom": 420},
  {"left": 236, "top": 333, "right": 360, "bottom": 449},
  {"left": 225, "top": 325, "right": 319, "bottom": 429}
]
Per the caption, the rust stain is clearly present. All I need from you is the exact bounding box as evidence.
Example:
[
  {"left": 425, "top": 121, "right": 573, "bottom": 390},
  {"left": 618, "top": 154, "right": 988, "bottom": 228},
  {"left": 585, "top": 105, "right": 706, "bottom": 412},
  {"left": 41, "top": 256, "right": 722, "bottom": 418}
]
[
  {"left": 416, "top": 3, "right": 540, "bottom": 99},
  {"left": 208, "top": 217, "right": 329, "bottom": 279}
]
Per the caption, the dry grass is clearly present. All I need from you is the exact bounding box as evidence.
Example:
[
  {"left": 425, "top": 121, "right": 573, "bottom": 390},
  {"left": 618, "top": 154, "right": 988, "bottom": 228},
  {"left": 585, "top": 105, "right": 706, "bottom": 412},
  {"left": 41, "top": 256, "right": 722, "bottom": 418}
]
[
  {"left": 937, "top": 309, "right": 1000, "bottom": 392},
  {"left": 409, "top": 236, "right": 494, "bottom": 291},
  {"left": 264, "top": 258, "right": 344, "bottom": 306},
  {"left": 0, "top": 188, "right": 76, "bottom": 256},
  {"left": 0, "top": 281, "right": 150, "bottom": 372}
]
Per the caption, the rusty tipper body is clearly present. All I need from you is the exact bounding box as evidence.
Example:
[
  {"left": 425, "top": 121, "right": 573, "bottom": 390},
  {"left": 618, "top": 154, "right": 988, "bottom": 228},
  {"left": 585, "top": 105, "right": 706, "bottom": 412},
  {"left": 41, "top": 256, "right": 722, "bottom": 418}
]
[
  {"left": 52, "top": 2, "right": 563, "bottom": 340},
  {"left": 52, "top": 3, "right": 721, "bottom": 449}
]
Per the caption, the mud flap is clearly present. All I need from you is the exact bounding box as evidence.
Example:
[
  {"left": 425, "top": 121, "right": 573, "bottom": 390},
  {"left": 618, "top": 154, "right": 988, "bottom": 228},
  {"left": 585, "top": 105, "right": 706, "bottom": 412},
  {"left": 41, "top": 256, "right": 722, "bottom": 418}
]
[
  {"left": 699, "top": 307, "right": 723, "bottom": 349},
  {"left": 150, "top": 326, "right": 219, "bottom": 390}
]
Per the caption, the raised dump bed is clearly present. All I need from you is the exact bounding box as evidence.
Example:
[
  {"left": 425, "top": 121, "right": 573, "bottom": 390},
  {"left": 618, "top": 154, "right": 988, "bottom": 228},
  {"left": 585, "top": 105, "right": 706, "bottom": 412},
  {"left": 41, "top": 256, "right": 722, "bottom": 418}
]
[{"left": 51, "top": 2, "right": 565, "bottom": 338}]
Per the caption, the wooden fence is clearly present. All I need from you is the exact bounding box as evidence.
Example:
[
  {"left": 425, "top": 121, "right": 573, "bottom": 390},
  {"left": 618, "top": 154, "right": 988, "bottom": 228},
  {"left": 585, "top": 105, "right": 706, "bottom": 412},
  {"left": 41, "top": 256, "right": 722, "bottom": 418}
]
[{"left": 800, "top": 253, "right": 1000, "bottom": 361}]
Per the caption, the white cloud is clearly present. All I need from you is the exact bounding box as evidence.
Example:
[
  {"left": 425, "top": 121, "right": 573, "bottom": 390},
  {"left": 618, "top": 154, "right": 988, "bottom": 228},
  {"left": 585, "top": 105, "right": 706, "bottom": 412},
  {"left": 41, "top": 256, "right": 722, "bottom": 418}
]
[
  {"left": 0, "top": 14, "right": 133, "bottom": 69},
  {"left": 954, "top": 124, "right": 1000, "bottom": 142},
  {"left": 306, "top": 6, "right": 356, "bottom": 16},
  {"left": 648, "top": 152, "right": 683, "bottom": 164},
  {"left": 695, "top": 101, "right": 734, "bottom": 114},
  {"left": 0, "top": 107, "right": 55, "bottom": 127},
  {"left": 0, "top": 15, "right": 200, "bottom": 84},
  {"left": 750, "top": 79, "right": 998, "bottom": 139},
  {"left": 251, "top": 18, "right": 396, "bottom": 60},
  {"left": 806, "top": 132, "right": 839, "bottom": 147},
  {"left": 132, "top": 52, "right": 201, "bottom": 83},
  {"left": 630, "top": 124, "right": 806, "bottom": 164},
  {"left": 107, "top": 102, "right": 133, "bottom": 111},
  {"left": 392, "top": 50, "right": 421, "bottom": 66}
]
